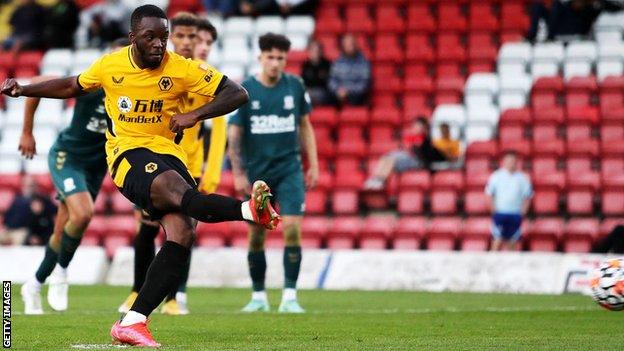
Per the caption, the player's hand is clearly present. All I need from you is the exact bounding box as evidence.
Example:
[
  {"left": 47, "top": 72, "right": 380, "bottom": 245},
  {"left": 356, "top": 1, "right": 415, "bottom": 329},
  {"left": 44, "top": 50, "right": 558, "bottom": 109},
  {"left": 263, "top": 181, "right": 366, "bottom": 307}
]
[
  {"left": 233, "top": 173, "right": 251, "bottom": 198},
  {"left": 305, "top": 166, "right": 319, "bottom": 190},
  {"left": 18, "top": 133, "right": 36, "bottom": 159},
  {"left": 169, "top": 113, "right": 198, "bottom": 133},
  {"left": 1, "top": 78, "right": 23, "bottom": 97}
]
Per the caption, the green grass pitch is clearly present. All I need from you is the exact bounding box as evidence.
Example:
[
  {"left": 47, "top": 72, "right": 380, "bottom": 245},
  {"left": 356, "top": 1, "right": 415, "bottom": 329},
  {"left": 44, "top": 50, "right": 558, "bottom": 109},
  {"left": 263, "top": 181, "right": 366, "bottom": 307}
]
[{"left": 7, "top": 285, "right": 621, "bottom": 350}]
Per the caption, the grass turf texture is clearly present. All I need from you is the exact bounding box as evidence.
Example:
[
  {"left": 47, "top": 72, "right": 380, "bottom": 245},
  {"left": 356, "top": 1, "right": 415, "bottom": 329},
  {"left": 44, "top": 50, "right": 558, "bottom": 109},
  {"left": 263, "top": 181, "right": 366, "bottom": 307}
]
[{"left": 8, "top": 285, "right": 619, "bottom": 350}]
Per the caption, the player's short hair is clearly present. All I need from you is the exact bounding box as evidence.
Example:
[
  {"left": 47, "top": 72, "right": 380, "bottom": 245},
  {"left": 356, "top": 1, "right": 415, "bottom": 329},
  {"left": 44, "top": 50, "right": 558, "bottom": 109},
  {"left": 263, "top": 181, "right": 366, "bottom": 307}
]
[
  {"left": 259, "top": 33, "right": 291, "bottom": 52},
  {"left": 439, "top": 122, "right": 450, "bottom": 129},
  {"left": 111, "top": 37, "right": 130, "bottom": 48},
  {"left": 130, "top": 5, "right": 167, "bottom": 32},
  {"left": 502, "top": 150, "right": 518, "bottom": 158},
  {"left": 170, "top": 12, "right": 198, "bottom": 31},
  {"left": 197, "top": 18, "right": 218, "bottom": 41},
  {"left": 414, "top": 116, "right": 429, "bottom": 127}
]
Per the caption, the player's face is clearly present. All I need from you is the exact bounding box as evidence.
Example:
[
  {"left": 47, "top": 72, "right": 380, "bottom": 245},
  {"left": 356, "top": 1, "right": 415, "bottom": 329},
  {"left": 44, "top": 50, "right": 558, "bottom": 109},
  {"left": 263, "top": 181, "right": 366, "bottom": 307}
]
[
  {"left": 503, "top": 154, "right": 518, "bottom": 171},
  {"left": 171, "top": 25, "right": 197, "bottom": 59},
  {"left": 194, "top": 30, "right": 214, "bottom": 61},
  {"left": 259, "top": 48, "right": 287, "bottom": 79},
  {"left": 130, "top": 17, "right": 169, "bottom": 69}
]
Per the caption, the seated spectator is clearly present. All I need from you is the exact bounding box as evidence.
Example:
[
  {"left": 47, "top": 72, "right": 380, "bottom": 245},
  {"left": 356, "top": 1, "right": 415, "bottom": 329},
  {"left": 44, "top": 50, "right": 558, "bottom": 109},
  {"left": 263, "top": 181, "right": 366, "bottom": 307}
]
[
  {"left": 486, "top": 151, "right": 533, "bottom": 251},
  {"left": 0, "top": 176, "right": 57, "bottom": 246},
  {"left": 328, "top": 33, "right": 370, "bottom": 106},
  {"left": 301, "top": 40, "right": 331, "bottom": 105},
  {"left": 44, "top": 0, "right": 80, "bottom": 49},
  {"left": 2, "top": 0, "right": 46, "bottom": 53},
  {"left": 202, "top": 0, "right": 238, "bottom": 16},
  {"left": 527, "top": 0, "right": 623, "bottom": 42},
  {"left": 239, "top": 0, "right": 316, "bottom": 15},
  {"left": 432, "top": 123, "right": 461, "bottom": 162},
  {"left": 363, "top": 117, "right": 449, "bottom": 190},
  {"left": 80, "top": 0, "right": 130, "bottom": 48}
]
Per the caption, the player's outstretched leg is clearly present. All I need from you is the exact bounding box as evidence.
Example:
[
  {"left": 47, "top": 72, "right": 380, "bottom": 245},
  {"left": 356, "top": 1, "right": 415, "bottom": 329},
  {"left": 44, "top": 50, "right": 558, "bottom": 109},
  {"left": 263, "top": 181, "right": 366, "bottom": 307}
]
[
  {"left": 278, "top": 216, "right": 304, "bottom": 313},
  {"left": 242, "top": 225, "right": 269, "bottom": 312},
  {"left": 119, "top": 214, "right": 159, "bottom": 314}
]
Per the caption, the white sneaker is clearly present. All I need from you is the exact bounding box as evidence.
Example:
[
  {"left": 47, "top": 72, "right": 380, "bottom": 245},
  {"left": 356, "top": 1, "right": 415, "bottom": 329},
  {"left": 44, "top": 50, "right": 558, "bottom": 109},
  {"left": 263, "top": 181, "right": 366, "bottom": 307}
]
[
  {"left": 47, "top": 266, "right": 68, "bottom": 311},
  {"left": 21, "top": 280, "right": 43, "bottom": 315},
  {"left": 175, "top": 292, "right": 189, "bottom": 315}
]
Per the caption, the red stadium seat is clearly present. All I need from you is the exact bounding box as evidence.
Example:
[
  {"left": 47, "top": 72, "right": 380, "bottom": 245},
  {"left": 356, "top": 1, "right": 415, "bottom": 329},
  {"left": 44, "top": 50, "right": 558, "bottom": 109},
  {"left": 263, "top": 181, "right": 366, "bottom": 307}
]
[
  {"left": 407, "top": 4, "right": 436, "bottom": 33},
  {"left": 94, "top": 194, "right": 108, "bottom": 214},
  {"left": 0, "top": 174, "right": 21, "bottom": 192},
  {"left": 601, "top": 123, "right": 624, "bottom": 142},
  {"left": 532, "top": 189, "right": 559, "bottom": 215},
  {"left": 532, "top": 123, "right": 559, "bottom": 142},
  {"left": 311, "top": 106, "right": 338, "bottom": 127},
  {"left": 566, "top": 123, "right": 593, "bottom": 141},
  {"left": 328, "top": 216, "right": 362, "bottom": 249},
  {"left": 431, "top": 171, "right": 464, "bottom": 191},
  {"left": 228, "top": 221, "right": 250, "bottom": 248},
  {"left": 376, "top": 5, "right": 406, "bottom": 33},
  {"left": 533, "top": 76, "right": 564, "bottom": 93},
  {"left": 346, "top": 5, "right": 375, "bottom": 34},
  {"left": 301, "top": 217, "right": 329, "bottom": 248},
  {"left": 461, "top": 217, "right": 491, "bottom": 251},
  {"left": 566, "top": 190, "right": 594, "bottom": 215},
  {"left": 527, "top": 218, "right": 563, "bottom": 252},
  {"left": 196, "top": 222, "right": 229, "bottom": 248},
  {"left": 600, "top": 218, "right": 622, "bottom": 242},
  {"left": 426, "top": 217, "right": 460, "bottom": 251},
  {"left": 499, "top": 124, "right": 525, "bottom": 142},
  {"left": 499, "top": 108, "right": 532, "bottom": 126},
  {"left": 103, "top": 235, "right": 131, "bottom": 258},
  {"left": 339, "top": 106, "right": 369, "bottom": 127},
  {"left": 405, "top": 34, "right": 434, "bottom": 63},
  {"left": 360, "top": 215, "right": 396, "bottom": 249},
  {"left": 532, "top": 156, "right": 559, "bottom": 176},
  {"left": 397, "top": 191, "right": 424, "bottom": 215},
  {"left": 464, "top": 190, "right": 489, "bottom": 215},
  {"left": 566, "top": 156, "right": 592, "bottom": 175},
  {"left": 465, "top": 157, "right": 491, "bottom": 175},
  {"left": 498, "top": 140, "right": 531, "bottom": 158},
  {"left": 374, "top": 34, "right": 404, "bottom": 63},
  {"left": 107, "top": 215, "right": 136, "bottom": 238},
  {"left": 331, "top": 190, "right": 359, "bottom": 215},
  {"left": 315, "top": 7, "right": 345, "bottom": 35},
  {"left": 602, "top": 190, "right": 624, "bottom": 216},
  {"left": 563, "top": 218, "right": 599, "bottom": 253},
  {"left": 566, "top": 138, "right": 599, "bottom": 157},
  {"left": 465, "top": 172, "right": 490, "bottom": 191},
  {"left": 438, "top": 3, "right": 467, "bottom": 33},
  {"left": 393, "top": 217, "right": 426, "bottom": 250},
  {"left": 533, "top": 139, "right": 565, "bottom": 157},
  {"left": 370, "top": 106, "right": 402, "bottom": 127},
  {"left": 100, "top": 175, "right": 117, "bottom": 194},
  {"left": 567, "top": 171, "right": 601, "bottom": 191},
  {"left": 567, "top": 76, "right": 598, "bottom": 93},
  {"left": 430, "top": 189, "right": 458, "bottom": 215},
  {"left": 305, "top": 189, "right": 327, "bottom": 215},
  {"left": 398, "top": 171, "right": 431, "bottom": 191},
  {"left": 501, "top": 2, "right": 529, "bottom": 32},
  {"left": 532, "top": 171, "right": 566, "bottom": 191},
  {"left": 533, "top": 106, "right": 565, "bottom": 124},
  {"left": 111, "top": 192, "right": 134, "bottom": 214},
  {"left": 466, "top": 140, "right": 498, "bottom": 158},
  {"left": 16, "top": 51, "right": 43, "bottom": 70},
  {"left": 469, "top": 3, "right": 498, "bottom": 32},
  {"left": 84, "top": 216, "right": 107, "bottom": 239}
]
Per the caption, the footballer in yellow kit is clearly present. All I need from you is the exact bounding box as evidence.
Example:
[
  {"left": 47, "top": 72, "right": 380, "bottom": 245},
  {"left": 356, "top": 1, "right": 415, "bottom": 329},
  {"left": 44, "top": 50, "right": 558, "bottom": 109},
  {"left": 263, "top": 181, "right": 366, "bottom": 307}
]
[{"left": 77, "top": 45, "right": 225, "bottom": 192}]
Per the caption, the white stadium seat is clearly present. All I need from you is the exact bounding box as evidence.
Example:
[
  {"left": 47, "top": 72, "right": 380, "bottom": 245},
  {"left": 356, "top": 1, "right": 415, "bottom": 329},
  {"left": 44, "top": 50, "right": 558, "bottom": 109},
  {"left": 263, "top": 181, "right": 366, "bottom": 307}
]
[
  {"left": 32, "top": 127, "right": 57, "bottom": 153},
  {"left": 594, "top": 12, "right": 624, "bottom": 32},
  {"left": 598, "top": 41, "right": 624, "bottom": 59},
  {"left": 432, "top": 104, "right": 466, "bottom": 128},
  {"left": 24, "top": 155, "right": 49, "bottom": 174},
  {"left": 73, "top": 49, "right": 102, "bottom": 70},
  {"left": 41, "top": 49, "right": 73, "bottom": 72},
  {"left": 34, "top": 99, "right": 65, "bottom": 127},
  {"left": 500, "top": 73, "right": 532, "bottom": 93},
  {"left": 0, "top": 126, "right": 23, "bottom": 155},
  {"left": 465, "top": 93, "right": 494, "bottom": 110},
  {"left": 531, "top": 61, "right": 559, "bottom": 79},
  {"left": 497, "top": 62, "right": 527, "bottom": 76},
  {"left": 465, "top": 73, "right": 499, "bottom": 95},
  {"left": 221, "top": 45, "right": 252, "bottom": 65},
  {"left": 255, "top": 16, "right": 285, "bottom": 34},
  {"left": 467, "top": 104, "right": 499, "bottom": 126},
  {"left": 287, "top": 33, "right": 310, "bottom": 51},
  {"left": 0, "top": 156, "right": 22, "bottom": 173},
  {"left": 498, "top": 92, "right": 527, "bottom": 110},
  {"left": 6, "top": 97, "right": 26, "bottom": 117},
  {"left": 465, "top": 124, "right": 494, "bottom": 143},
  {"left": 219, "top": 63, "right": 246, "bottom": 82},
  {"left": 498, "top": 42, "right": 532, "bottom": 65},
  {"left": 285, "top": 16, "right": 315, "bottom": 36},
  {"left": 595, "top": 30, "right": 622, "bottom": 43},
  {"left": 206, "top": 46, "right": 222, "bottom": 66},
  {"left": 597, "top": 60, "right": 624, "bottom": 81},
  {"left": 565, "top": 41, "right": 597, "bottom": 62},
  {"left": 224, "top": 17, "right": 254, "bottom": 36},
  {"left": 533, "top": 42, "right": 565, "bottom": 63},
  {"left": 563, "top": 61, "right": 592, "bottom": 80},
  {"left": 206, "top": 15, "right": 224, "bottom": 35}
]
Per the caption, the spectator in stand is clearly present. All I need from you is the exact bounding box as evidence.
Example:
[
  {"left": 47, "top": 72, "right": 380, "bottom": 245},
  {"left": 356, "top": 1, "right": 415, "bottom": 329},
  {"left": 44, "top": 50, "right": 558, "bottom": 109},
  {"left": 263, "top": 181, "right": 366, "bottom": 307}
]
[
  {"left": 239, "top": 0, "right": 316, "bottom": 15},
  {"left": 485, "top": 151, "right": 533, "bottom": 251},
  {"left": 202, "top": 0, "right": 238, "bottom": 16},
  {"left": 80, "top": 0, "right": 130, "bottom": 48},
  {"left": 44, "top": 0, "right": 80, "bottom": 49},
  {"left": 301, "top": 40, "right": 331, "bottom": 105},
  {"left": 2, "top": 0, "right": 46, "bottom": 53},
  {"left": 527, "top": 0, "right": 624, "bottom": 42},
  {"left": 363, "top": 117, "right": 449, "bottom": 190},
  {"left": 328, "top": 33, "right": 370, "bottom": 106},
  {"left": 433, "top": 123, "right": 461, "bottom": 163},
  {"left": 0, "top": 176, "right": 57, "bottom": 246}
]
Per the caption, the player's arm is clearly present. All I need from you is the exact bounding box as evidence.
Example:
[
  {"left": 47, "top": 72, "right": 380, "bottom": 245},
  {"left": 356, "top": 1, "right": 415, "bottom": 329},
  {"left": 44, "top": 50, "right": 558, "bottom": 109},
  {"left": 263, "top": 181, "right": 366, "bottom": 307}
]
[
  {"left": 19, "top": 75, "right": 60, "bottom": 159},
  {"left": 299, "top": 114, "right": 319, "bottom": 189},
  {"left": 1, "top": 76, "right": 84, "bottom": 99},
  {"left": 228, "top": 124, "right": 250, "bottom": 196},
  {"left": 199, "top": 117, "right": 228, "bottom": 193},
  {"left": 170, "top": 78, "right": 249, "bottom": 133}
]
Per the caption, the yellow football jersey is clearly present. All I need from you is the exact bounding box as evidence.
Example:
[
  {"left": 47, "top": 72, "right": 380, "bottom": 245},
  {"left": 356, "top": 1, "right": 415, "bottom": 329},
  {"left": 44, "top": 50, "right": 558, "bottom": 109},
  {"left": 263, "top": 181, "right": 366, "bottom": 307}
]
[{"left": 77, "top": 46, "right": 224, "bottom": 186}]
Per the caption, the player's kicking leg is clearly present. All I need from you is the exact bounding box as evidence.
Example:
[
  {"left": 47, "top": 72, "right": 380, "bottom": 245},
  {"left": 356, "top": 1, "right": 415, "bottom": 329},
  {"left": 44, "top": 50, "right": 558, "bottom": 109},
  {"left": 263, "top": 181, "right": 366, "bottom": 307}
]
[
  {"left": 110, "top": 151, "right": 279, "bottom": 347},
  {"left": 22, "top": 192, "right": 94, "bottom": 313}
]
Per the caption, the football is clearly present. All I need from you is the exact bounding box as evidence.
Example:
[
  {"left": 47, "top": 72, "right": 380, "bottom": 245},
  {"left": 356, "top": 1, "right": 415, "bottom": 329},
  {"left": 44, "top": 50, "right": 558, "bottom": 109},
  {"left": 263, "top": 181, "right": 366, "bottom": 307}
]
[{"left": 591, "top": 258, "right": 624, "bottom": 311}]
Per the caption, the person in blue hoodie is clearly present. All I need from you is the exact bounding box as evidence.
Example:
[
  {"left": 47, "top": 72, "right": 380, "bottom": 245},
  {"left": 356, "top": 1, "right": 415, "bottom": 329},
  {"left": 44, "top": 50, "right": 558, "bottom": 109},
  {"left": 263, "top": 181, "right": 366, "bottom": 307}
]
[{"left": 328, "top": 33, "right": 370, "bottom": 106}]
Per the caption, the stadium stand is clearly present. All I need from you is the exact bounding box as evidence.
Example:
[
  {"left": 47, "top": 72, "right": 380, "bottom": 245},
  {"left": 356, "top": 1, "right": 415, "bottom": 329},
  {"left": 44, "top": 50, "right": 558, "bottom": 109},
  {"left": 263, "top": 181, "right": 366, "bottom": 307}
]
[{"left": 0, "top": 0, "right": 623, "bottom": 256}]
